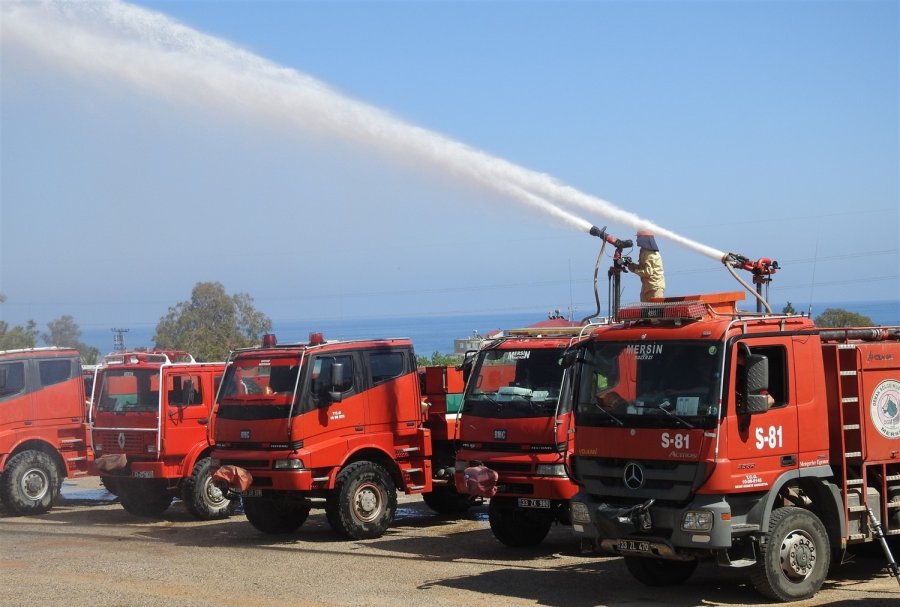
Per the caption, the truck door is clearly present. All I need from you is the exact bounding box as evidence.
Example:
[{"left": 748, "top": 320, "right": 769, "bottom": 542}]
[
  {"left": 724, "top": 341, "right": 800, "bottom": 491},
  {"left": 34, "top": 356, "right": 82, "bottom": 428},
  {"left": 164, "top": 370, "right": 209, "bottom": 462},
  {"left": 299, "top": 353, "right": 365, "bottom": 446},
  {"left": 0, "top": 358, "right": 31, "bottom": 438},
  {"left": 365, "top": 349, "right": 418, "bottom": 436}
]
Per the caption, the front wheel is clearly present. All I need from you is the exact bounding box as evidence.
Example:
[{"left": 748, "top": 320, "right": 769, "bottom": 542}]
[
  {"left": 117, "top": 480, "right": 174, "bottom": 517},
  {"left": 243, "top": 497, "right": 310, "bottom": 534},
  {"left": 182, "top": 457, "right": 236, "bottom": 520},
  {"left": 0, "top": 450, "right": 60, "bottom": 515},
  {"left": 326, "top": 461, "right": 397, "bottom": 540},
  {"left": 422, "top": 484, "right": 476, "bottom": 515},
  {"left": 488, "top": 497, "right": 553, "bottom": 547},
  {"left": 624, "top": 556, "right": 698, "bottom": 586},
  {"left": 751, "top": 506, "right": 830, "bottom": 601}
]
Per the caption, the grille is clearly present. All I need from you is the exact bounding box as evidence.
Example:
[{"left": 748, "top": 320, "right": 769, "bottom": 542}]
[
  {"left": 577, "top": 457, "right": 705, "bottom": 501},
  {"left": 94, "top": 431, "right": 156, "bottom": 456}
]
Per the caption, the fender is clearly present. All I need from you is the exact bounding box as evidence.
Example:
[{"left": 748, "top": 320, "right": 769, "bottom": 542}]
[
  {"left": 0, "top": 437, "right": 65, "bottom": 473},
  {"left": 304, "top": 432, "right": 399, "bottom": 489},
  {"left": 179, "top": 440, "right": 213, "bottom": 479},
  {"left": 745, "top": 465, "right": 843, "bottom": 535}
]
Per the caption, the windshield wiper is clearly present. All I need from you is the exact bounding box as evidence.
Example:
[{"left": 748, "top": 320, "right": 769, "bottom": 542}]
[
  {"left": 591, "top": 396, "right": 624, "bottom": 426},
  {"left": 654, "top": 401, "right": 695, "bottom": 429}
]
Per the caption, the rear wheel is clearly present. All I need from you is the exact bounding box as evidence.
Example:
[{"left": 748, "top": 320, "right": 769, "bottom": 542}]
[
  {"left": 182, "top": 457, "right": 235, "bottom": 520},
  {"left": 243, "top": 497, "right": 310, "bottom": 534},
  {"left": 488, "top": 497, "right": 553, "bottom": 547},
  {"left": 326, "top": 461, "right": 397, "bottom": 539},
  {"left": 0, "top": 450, "right": 60, "bottom": 515},
  {"left": 624, "top": 556, "right": 698, "bottom": 586},
  {"left": 751, "top": 506, "right": 830, "bottom": 601},
  {"left": 117, "top": 480, "right": 173, "bottom": 517}
]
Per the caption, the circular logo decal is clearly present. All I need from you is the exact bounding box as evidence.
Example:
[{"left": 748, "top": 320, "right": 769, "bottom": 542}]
[{"left": 870, "top": 379, "right": 900, "bottom": 439}]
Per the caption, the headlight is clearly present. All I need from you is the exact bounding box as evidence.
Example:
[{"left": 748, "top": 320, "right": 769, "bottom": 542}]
[
  {"left": 535, "top": 464, "right": 568, "bottom": 477},
  {"left": 681, "top": 510, "right": 714, "bottom": 531},
  {"left": 273, "top": 459, "right": 304, "bottom": 470},
  {"left": 570, "top": 500, "right": 591, "bottom": 524}
]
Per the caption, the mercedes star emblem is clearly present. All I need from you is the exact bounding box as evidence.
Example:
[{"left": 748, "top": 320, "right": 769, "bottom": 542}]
[{"left": 623, "top": 462, "right": 645, "bottom": 490}]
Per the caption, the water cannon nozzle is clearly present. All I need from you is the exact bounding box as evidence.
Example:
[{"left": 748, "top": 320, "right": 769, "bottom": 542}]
[{"left": 589, "top": 225, "right": 604, "bottom": 238}]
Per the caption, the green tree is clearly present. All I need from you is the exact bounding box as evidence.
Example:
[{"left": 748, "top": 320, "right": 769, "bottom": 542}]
[
  {"left": 153, "top": 282, "right": 272, "bottom": 361},
  {"left": 41, "top": 315, "right": 101, "bottom": 364},
  {"left": 416, "top": 351, "right": 459, "bottom": 367},
  {"left": 814, "top": 308, "right": 874, "bottom": 328},
  {"left": 0, "top": 293, "right": 39, "bottom": 349},
  {"left": 781, "top": 302, "right": 796, "bottom": 315}
]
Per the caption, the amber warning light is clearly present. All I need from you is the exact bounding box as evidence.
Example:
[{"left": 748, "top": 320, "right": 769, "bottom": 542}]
[{"left": 309, "top": 332, "right": 325, "bottom": 346}]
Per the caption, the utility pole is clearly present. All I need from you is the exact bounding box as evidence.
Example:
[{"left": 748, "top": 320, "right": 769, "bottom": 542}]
[{"left": 111, "top": 328, "right": 129, "bottom": 352}]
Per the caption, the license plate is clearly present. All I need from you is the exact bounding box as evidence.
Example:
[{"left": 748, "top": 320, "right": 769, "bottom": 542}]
[
  {"left": 133, "top": 471, "right": 154, "bottom": 478},
  {"left": 242, "top": 489, "right": 263, "bottom": 498},
  {"left": 517, "top": 498, "right": 551, "bottom": 509},
  {"left": 616, "top": 539, "right": 651, "bottom": 553}
]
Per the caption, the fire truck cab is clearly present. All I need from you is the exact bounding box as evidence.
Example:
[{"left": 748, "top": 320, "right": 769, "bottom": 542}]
[
  {"left": 91, "top": 351, "right": 233, "bottom": 519},
  {"left": 566, "top": 292, "right": 900, "bottom": 601},
  {"left": 453, "top": 325, "right": 588, "bottom": 546},
  {"left": 0, "top": 347, "right": 91, "bottom": 514},
  {"left": 210, "top": 334, "right": 471, "bottom": 540}
]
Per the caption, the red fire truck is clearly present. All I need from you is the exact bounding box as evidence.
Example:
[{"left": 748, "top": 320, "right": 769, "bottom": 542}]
[
  {"left": 91, "top": 351, "right": 234, "bottom": 519},
  {"left": 210, "top": 333, "right": 471, "bottom": 539},
  {"left": 453, "top": 323, "right": 588, "bottom": 546},
  {"left": 565, "top": 290, "right": 900, "bottom": 601},
  {"left": 0, "top": 347, "right": 92, "bottom": 515}
]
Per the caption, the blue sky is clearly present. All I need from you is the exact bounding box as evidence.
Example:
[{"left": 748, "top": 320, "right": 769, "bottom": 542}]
[{"left": 1, "top": 0, "right": 898, "bottom": 343}]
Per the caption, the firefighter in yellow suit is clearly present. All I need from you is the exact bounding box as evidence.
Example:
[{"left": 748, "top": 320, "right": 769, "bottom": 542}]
[{"left": 627, "top": 230, "right": 665, "bottom": 302}]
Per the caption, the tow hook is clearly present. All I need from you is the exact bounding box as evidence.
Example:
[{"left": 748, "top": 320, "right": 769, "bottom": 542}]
[{"left": 633, "top": 499, "right": 655, "bottom": 531}]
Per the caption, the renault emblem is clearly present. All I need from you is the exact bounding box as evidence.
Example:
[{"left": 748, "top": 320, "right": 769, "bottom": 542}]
[
  {"left": 623, "top": 462, "right": 645, "bottom": 490},
  {"left": 117, "top": 432, "right": 126, "bottom": 450}
]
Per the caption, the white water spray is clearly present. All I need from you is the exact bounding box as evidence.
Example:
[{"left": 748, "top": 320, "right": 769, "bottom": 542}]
[{"left": 2, "top": 0, "right": 724, "bottom": 260}]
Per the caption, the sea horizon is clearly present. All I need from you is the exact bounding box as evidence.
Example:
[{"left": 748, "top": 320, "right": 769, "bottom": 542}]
[{"left": 79, "top": 298, "right": 900, "bottom": 357}]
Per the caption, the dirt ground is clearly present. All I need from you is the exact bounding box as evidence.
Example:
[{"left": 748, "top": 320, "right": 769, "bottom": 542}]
[{"left": 0, "top": 476, "right": 897, "bottom": 607}]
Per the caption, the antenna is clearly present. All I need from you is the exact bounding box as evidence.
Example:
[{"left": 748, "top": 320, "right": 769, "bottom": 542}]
[{"left": 111, "top": 328, "right": 129, "bottom": 352}]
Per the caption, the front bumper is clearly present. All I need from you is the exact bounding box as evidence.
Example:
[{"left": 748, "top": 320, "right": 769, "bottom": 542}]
[{"left": 570, "top": 491, "right": 734, "bottom": 558}]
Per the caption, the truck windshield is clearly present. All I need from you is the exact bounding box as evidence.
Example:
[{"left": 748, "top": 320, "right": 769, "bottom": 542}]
[
  {"left": 96, "top": 369, "right": 161, "bottom": 413},
  {"left": 575, "top": 341, "right": 722, "bottom": 430},
  {"left": 219, "top": 356, "right": 300, "bottom": 406},
  {"left": 463, "top": 347, "right": 565, "bottom": 419}
]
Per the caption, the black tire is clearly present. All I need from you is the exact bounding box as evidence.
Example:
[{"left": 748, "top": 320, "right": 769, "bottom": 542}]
[
  {"left": 243, "top": 497, "right": 310, "bottom": 534},
  {"left": 624, "top": 556, "right": 698, "bottom": 586},
  {"left": 0, "top": 450, "right": 60, "bottom": 515},
  {"left": 488, "top": 497, "right": 553, "bottom": 547},
  {"left": 100, "top": 476, "right": 121, "bottom": 497},
  {"left": 751, "top": 506, "right": 831, "bottom": 602},
  {"left": 327, "top": 461, "right": 397, "bottom": 540},
  {"left": 422, "top": 484, "right": 476, "bottom": 515},
  {"left": 182, "top": 457, "right": 235, "bottom": 520},
  {"left": 117, "top": 480, "right": 174, "bottom": 517}
]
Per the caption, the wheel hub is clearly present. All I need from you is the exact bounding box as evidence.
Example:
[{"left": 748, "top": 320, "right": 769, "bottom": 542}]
[
  {"left": 22, "top": 467, "right": 49, "bottom": 501},
  {"left": 205, "top": 478, "right": 226, "bottom": 505},
  {"left": 780, "top": 529, "right": 816, "bottom": 579},
  {"left": 355, "top": 484, "right": 381, "bottom": 521}
]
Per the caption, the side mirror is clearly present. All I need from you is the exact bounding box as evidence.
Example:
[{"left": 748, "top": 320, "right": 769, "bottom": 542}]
[
  {"left": 741, "top": 354, "right": 770, "bottom": 415},
  {"left": 182, "top": 380, "right": 196, "bottom": 406},
  {"left": 326, "top": 362, "right": 345, "bottom": 404},
  {"left": 559, "top": 348, "right": 580, "bottom": 369}
]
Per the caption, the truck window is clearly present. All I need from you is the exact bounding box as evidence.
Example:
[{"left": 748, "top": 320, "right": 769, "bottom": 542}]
[
  {"left": 169, "top": 374, "right": 203, "bottom": 406},
  {"left": 740, "top": 345, "right": 789, "bottom": 409},
  {"left": 368, "top": 351, "right": 406, "bottom": 385},
  {"left": 309, "top": 355, "right": 354, "bottom": 404},
  {"left": 39, "top": 359, "right": 73, "bottom": 387},
  {"left": 0, "top": 361, "right": 26, "bottom": 399}
]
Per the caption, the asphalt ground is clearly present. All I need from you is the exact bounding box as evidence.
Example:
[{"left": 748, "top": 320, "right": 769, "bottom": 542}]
[{"left": 0, "top": 476, "right": 897, "bottom": 607}]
